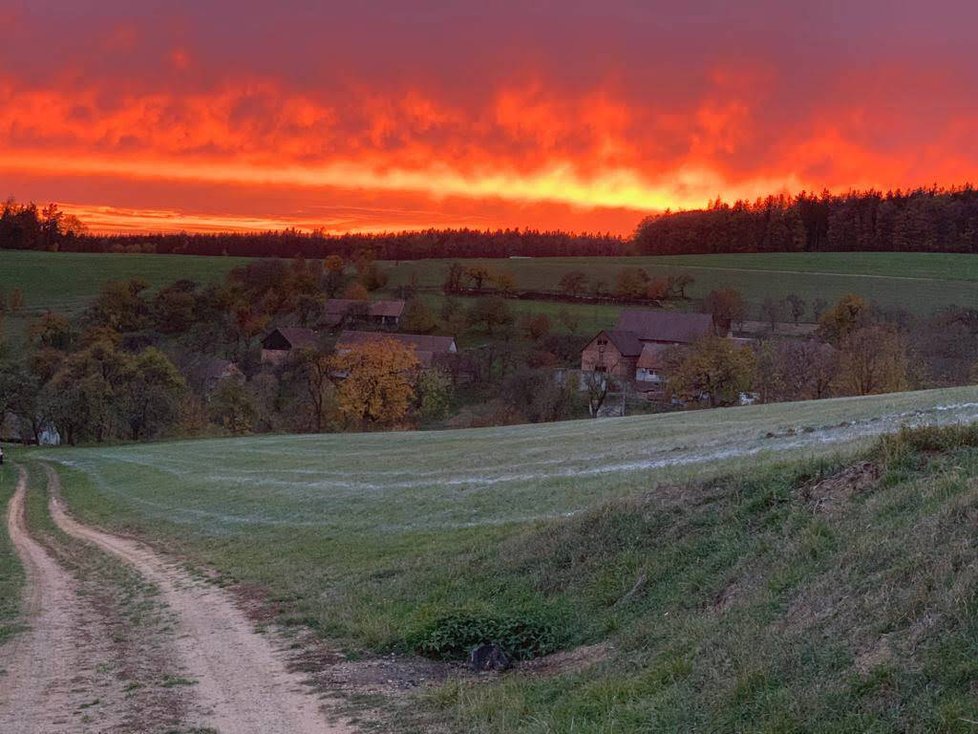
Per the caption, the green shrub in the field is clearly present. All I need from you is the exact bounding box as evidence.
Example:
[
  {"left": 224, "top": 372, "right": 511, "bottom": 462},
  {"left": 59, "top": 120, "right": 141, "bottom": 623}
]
[{"left": 409, "top": 610, "right": 564, "bottom": 661}]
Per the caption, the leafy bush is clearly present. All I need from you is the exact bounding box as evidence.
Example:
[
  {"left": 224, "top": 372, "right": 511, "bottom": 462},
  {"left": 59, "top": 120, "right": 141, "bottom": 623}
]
[{"left": 409, "top": 610, "right": 563, "bottom": 661}]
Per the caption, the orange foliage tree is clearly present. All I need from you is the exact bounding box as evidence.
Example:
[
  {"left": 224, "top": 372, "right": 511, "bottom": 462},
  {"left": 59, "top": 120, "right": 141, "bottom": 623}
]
[{"left": 329, "top": 338, "right": 420, "bottom": 428}]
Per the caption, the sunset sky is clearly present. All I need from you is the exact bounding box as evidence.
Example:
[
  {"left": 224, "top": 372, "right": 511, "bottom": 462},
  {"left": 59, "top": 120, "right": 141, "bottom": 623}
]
[{"left": 4, "top": 1, "right": 978, "bottom": 235}]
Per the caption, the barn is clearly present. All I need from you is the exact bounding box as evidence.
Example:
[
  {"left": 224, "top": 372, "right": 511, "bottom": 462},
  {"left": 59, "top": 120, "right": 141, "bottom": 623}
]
[{"left": 261, "top": 327, "right": 320, "bottom": 365}]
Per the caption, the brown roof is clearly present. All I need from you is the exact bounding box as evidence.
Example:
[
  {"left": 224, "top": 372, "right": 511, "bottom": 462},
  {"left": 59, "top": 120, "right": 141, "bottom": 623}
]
[
  {"left": 615, "top": 310, "right": 715, "bottom": 344},
  {"left": 596, "top": 330, "right": 643, "bottom": 357},
  {"left": 636, "top": 343, "right": 672, "bottom": 370},
  {"left": 336, "top": 330, "right": 457, "bottom": 366},
  {"left": 263, "top": 327, "right": 320, "bottom": 351},
  {"left": 324, "top": 299, "right": 405, "bottom": 318}
]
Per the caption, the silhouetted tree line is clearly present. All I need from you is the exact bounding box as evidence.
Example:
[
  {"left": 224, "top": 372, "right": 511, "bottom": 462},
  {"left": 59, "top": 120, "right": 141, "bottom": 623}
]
[
  {"left": 635, "top": 186, "right": 978, "bottom": 255},
  {"left": 0, "top": 200, "right": 622, "bottom": 259}
]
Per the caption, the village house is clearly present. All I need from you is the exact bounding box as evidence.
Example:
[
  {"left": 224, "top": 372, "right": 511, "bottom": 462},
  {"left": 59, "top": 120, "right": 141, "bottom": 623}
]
[
  {"left": 322, "top": 299, "right": 405, "bottom": 330},
  {"left": 261, "top": 327, "right": 320, "bottom": 365},
  {"left": 580, "top": 310, "right": 721, "bottom": 395},
  {"left": 335, "top": 330, "right": 457, "bottom": 368}
]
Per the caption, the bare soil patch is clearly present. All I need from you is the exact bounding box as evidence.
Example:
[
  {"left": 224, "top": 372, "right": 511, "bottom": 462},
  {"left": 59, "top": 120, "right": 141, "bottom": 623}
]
[
  {"left": 518, "top": 643, "right": 612, "bottom": 677},
  {"left": 800, "top": 461, "right": 881, "bottom": 514}
]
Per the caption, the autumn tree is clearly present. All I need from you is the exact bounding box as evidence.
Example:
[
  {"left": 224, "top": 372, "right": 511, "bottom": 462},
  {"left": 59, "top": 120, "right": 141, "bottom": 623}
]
[
  {"left": 465, "top": 265, "right": 492, "bottom": 291},
  {"left": 668, "top": 273, "right": 695, "bottom": 299},
  {"left": 615, "top": 267, "right": 650, "bottom": 299},
  {"left": 329, "top": 339, "right": 420, "bottom": 429},
  {"left": 402, "top": 297, "right": 437, "bottom": 333},
  {"left": 120, "top": 347, "right": 186, "bottom": 440},
  {"left": 289, "top": 348, "right": 336, "bottom": 432},
  {"left": 442, "top": 262, "right": 466, "bottom": 294},
  {"left": 668, "top": 337, "right": 756, "bottom": 407},
  {"left": 556, "top": 307, "right": 580, "bottom": 334},
  {"left": 29, "top": 311, "right": 73, "bottom": 351},
  {"left": 416, "top": 368, "right": 454, "bottom": 421},
  {"left": 493, "top": 271, "right": 517, "bottom": 295},
  {"left": 468, "top": 296, "right": 513, "bottom": 335},
  {"left": 817, "top": 294, "right": 870, "bottom": 344},
  {"left": 322, "top": 255, "right": 346, "bottom": 298},
  {"left": 519, "top": 313, "right": 551, "bottom": 341},
  {"left": 783, "top": 294, "right": 806, "bottom": 324},
  {"left": 835, "top": 325, "right": 908, "bottom": 395},
  {"left": 704, "top": 288, "right": 746, "bottom": 334},
  {"left": 210, "top": 376, "right": 258, "bottom": 434},
  {"left": 557, "top": 270, "right": 589, "bottom": 298},
  {"left": 754, "top": 339, "right": 836, "bottom": 402},
  {"left": 760, "top": 297, "right": 781, "bottom": 331}
]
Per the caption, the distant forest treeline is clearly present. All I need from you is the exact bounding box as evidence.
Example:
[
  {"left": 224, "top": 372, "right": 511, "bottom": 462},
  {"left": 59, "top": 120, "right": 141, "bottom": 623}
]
[
  {"left": 635, "top": 186, "right": 978, "bottom": 255},
  {"left": 8, "top": 187, "right": 978, "bottom": 258}
]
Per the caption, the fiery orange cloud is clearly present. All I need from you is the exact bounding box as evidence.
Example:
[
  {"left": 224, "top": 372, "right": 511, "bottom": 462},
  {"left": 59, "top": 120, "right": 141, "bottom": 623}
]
[{"left": 5, "top": 13, "right": 978, "bottom": 238}]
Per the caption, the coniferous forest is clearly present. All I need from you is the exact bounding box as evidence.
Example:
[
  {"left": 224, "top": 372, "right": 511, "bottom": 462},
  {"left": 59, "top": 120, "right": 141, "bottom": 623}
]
[{"left": 8, "top": 187, "right": 978, "bottom": 258}]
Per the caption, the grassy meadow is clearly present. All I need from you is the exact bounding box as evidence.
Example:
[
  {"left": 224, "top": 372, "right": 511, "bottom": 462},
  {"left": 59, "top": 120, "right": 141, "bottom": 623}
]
[
  {"left": 4, "top": 250, "right": 978, "bottom": 345},
  {"left": 7, "top": 384, "right": 978, "bottom": 730},
  {"left": 389, "top": 251, "right": 978, "bottom": 321},
  {"left": 0, "top": 250, "right": 247, "bottom": 344}
]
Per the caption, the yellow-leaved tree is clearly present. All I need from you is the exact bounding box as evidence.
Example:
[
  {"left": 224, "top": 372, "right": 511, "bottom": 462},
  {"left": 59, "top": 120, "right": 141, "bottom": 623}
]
[{"left": 329, "top": 338, "right": 420, "bottom": 429}]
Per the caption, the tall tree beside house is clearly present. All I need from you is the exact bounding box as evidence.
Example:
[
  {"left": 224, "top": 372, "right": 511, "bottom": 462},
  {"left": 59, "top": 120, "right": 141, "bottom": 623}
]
[
  {"left": 328, "top": 339, "right": 420, "bottom": 429},
  {"left": 120, "top": 348, "right": 186, "bottom": 440},
  {"left": 291, "top": 348, "right": 336, "bottom": 432},
  {"left": 704, "top": 288, "right": 746, "bottom": 334},
  {"left": 668, "top": 336, "right": 757, "bottom": 407},
  {"left": 209, "top": 376, "right": 258, "bottom": 435},
  {"left": 322, "top": 255, "right": 346, "bottom": 298},
  {"left": 402, "top": 297, "right": 437, "bottom": 333},
  {"left": 416, "top": 369, "right": 454, "bottom": 422}
]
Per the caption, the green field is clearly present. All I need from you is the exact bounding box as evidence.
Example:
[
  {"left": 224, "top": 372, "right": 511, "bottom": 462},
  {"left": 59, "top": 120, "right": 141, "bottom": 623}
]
[
  {"left": 389, "top": 252, "right": 978, "bottom": 320},
  {"left": 3, "top": 250, "right": 978, "bottom": 338},
  {"left": 7, "top": 385, "right": 978, "bottom": 730},
  {"left": 0, "top": 250, "right": 248, "bottom": 317}
]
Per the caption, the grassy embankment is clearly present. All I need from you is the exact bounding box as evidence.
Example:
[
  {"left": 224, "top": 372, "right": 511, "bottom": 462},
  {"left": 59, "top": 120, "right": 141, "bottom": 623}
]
[
  {"left": 0, "top": 462, "right": 24, "bottom": 645},
  {"left": 33, "top": 384, "right": 978, "bottom": 731}
]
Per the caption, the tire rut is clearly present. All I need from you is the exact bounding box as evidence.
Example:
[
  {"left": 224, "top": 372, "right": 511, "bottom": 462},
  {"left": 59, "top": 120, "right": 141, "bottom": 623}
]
[
  {"left": 43, "top": 464, "right": 351, "bottom": 734},
  {"left": 0, "top": 467, "right": 133, "bottom": 733}
]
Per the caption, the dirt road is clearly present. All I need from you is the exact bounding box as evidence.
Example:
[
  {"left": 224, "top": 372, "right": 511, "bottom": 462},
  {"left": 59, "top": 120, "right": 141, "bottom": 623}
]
[
  {"left": 0, "top": 468, "right": 131, "bottom": 733},
  {"left": 1, "top": 465, "right": 351, "bottom": 734}
]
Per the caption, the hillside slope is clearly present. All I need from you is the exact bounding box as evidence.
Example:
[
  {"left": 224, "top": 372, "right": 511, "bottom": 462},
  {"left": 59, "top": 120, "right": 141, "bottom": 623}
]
[{"left": 18, "top": 388, "right": 978, "bottom": 731}]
